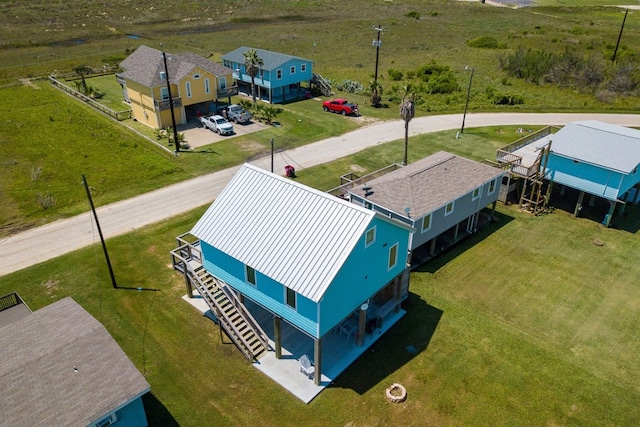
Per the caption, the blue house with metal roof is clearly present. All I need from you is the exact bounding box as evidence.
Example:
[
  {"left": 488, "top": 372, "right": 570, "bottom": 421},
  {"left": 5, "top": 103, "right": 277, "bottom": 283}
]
[
  {"left": 498, "top": 121, "right": 640, "bottom": 226},
  {"left": 173, "top": 164, "right": 412, "bottom": 392},
  {"left": 222, "top": 47, "right": 313, "bottom": 103}
]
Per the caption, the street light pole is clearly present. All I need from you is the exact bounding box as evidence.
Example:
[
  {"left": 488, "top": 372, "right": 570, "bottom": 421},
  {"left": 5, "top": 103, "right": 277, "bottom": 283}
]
[
  {"left": 161, "top": 45, "right": 180, "bottom": 155},
  {"left": 460, "top": 66, "right": 474, "bottom": 136},
  {"left": 372, "top": 25, "right": 383, "bottom": 84}
]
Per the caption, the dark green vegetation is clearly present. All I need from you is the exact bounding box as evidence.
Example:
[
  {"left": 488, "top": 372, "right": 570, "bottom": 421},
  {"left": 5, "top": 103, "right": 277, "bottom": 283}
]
[{"left": 1, "top": 130, "right": 639, "bottom": 425}]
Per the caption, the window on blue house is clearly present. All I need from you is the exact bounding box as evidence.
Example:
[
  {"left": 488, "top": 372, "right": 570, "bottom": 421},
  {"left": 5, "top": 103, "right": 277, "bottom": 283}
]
[
  {"left": 488, "top": 178, "right": 497, "bottom": 195},
  {"left": 290, "top": 65, "right": 296, "bottom": 74},
  {"left": 472, "top": 187, "right": 480, "bottom": 201},
  {"left": 365, "top": 226, "right": 376, "bottom": 247},
  {"left": 277, "top": 69, "right": 282, "bottom": 79},
  {"left": 388, "top": 243, "right": 398, "bottom": 270},
  {"left": 422, "top": 214, "right": 432, "bottom": 232},
  {"left": 286, "top": 287, "right": 296, "bottom": 309},
  {"left": 246, "top": 265, "right": 256, "bottom": 286},
  {"left": 301, "top": 64, "right": 307, "bottom": 72},
  {"left": 445, "top": 201, "right": 455, "bottom": 216}
]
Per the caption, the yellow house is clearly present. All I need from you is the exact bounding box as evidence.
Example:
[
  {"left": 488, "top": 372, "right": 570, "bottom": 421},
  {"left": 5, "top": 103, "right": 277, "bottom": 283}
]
[{"left": 117, "top": 45, "right": 236, "bottom": 129}]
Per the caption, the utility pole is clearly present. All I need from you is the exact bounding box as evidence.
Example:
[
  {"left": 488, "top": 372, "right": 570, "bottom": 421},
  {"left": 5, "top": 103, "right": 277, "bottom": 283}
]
[
  {"left": 271, "top": 138, "right": 274, "bottom": 173},
  {"left": 612, "top": 8, "right": 629, "bottom": 63},
  {"left": 83, "top": 175, "right": 117, "bottom": 289},
  {"left": 460, "top": 66, "right": 474, "bottom": 136},
  {"left": 372, "top": 25, "right": 383, "bottom": 84},
  {"left": 161, "top": 44, "right": 180, "bottom": 155}
]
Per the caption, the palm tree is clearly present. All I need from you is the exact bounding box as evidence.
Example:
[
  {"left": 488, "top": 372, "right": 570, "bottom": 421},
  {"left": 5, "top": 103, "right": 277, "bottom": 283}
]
[
  {"left": 369, "top": 80, "right": 383, "bottom": 107},
  {"left": 399, "top": 84, "right": 415, "bottom": 166},
  {"left": 243, "top": 48, "right": 264, "bottom": 103}
]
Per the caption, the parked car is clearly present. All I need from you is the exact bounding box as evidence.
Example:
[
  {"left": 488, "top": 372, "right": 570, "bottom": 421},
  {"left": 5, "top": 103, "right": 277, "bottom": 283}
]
[
  {"left": 322, "top": 98, "right": 359, "bottom": 116},
  {"left": 223, "top": 104, "right": 253, "bottom": 123},
  {"left": 200, "top": 115, "right": 234, "bottom": 135}
]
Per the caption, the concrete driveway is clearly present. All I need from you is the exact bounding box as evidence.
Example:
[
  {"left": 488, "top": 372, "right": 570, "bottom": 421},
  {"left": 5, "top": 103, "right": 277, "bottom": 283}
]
[{"left": 180, "top": 119, "right": 270, "bottom": 149}]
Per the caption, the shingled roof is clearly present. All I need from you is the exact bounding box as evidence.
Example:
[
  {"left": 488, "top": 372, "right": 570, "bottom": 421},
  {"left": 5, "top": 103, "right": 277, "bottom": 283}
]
[
  {"left": 120, "top": 44, "right": 233, "bottom": 87},
  {"left": 351, "top": 151, "right": 504, "bottom": 218},
  {"left": 0, "top": 297, "right": 150, "bottom": 427}
]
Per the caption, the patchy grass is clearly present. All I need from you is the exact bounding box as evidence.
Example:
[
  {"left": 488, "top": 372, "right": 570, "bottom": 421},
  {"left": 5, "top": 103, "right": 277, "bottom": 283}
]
[{"left": 1, "top": 131, "right": 639, "bottom": 425}]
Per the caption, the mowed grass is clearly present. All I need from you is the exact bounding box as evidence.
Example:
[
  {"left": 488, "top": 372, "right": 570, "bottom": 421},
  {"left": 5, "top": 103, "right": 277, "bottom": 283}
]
[
  {"left": 1, "top": 131, "right": 639, "bottom": 425},
  {"left": 0, "top": 81, "right": 358, "bottom": 236}
]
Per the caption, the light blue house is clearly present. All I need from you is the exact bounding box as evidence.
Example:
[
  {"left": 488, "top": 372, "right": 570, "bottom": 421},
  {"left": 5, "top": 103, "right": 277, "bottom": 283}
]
[
  {"left": 185, "top": 163, "right": 412, "bottom": 385},
  {"left": 544, "top": 121, "right": 640, "bottom": 225},
  {"left": 222, "top": 47, "right": 313, "bottom": 103},
  {"left": 498, "top": 121, "right": 640, "bottom": 226}
]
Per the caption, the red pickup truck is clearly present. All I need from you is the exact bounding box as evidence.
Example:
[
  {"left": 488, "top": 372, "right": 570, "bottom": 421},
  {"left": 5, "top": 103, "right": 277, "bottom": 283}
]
[{"left": 322, "top": 98, "right": 359, "bottom": 116}]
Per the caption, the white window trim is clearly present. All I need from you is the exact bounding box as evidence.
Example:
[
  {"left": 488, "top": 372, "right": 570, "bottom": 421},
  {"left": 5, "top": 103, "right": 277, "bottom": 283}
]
[
  {"left": 290, "top": 65, "right": 296, "bottom": 74},
  {"left": 472, "top": 187, "right": 481, "bottom": 201},
  {"left": 193, "top": 73, "right": 201, "bottom": 79},
  {"left": 388, "top": 243, "right": 399, "bottom": 271},
  {"left": 301, "top": 63, "right": 307, "bottom": 72},
  {"left": 160, "top": 87, "right": 169, "bottom": 100},
  {"left": 445, "top": 201, "right": 455, "bottom": 216},
  {"left": 185, "top": 81, "right": 192, "bottom": 98},
  {"left": 276, "top": 69, "right": 282, "bottom": 80},
  {"left": 365, "top": 226, "right": 376, "bottom": 248},
  {"left": 488, "top": 178, "right": 497, "bottom": 195},
  {"left": 204, "top": 78, "right": 210, "bottom": 94},
  {"left": 421, "top": 213, "right": 432, "bottom": 233}
]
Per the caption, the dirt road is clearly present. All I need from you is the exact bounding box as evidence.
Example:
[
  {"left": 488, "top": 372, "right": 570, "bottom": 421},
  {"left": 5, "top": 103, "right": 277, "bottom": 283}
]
[{"left": 0, "top": 112, "right": 638, "bottom": 277}]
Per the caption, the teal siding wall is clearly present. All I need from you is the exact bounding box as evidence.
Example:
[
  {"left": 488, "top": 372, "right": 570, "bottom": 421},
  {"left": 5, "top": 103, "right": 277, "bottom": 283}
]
[
  {"left": 317, "top": 217, "right": 410, "bottom": 337},
  {"left": 200, "top": 243, "right": 318, "bottom": 337},
  {"left": 547, "top": 155, "right": 625, "bottom": 200},
  {"left": 104, "top": 396, "right": 147, "bottom": 427}
]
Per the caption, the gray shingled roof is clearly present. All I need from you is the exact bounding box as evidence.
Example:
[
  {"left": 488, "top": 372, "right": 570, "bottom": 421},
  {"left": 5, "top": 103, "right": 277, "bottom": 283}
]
[
  {"left": 351, "top": 151, "right": 504, "bottom": 218},
  {"left": 120, "top": 44, "right": 233, "bottom": 87},
  {"left": 551, "top": 121, "right": 640, "bottom": 173},
  {"left": 0, "top": 297, "right": 150, "bottom": 427},
  {"left": 222, "top": 46, "right": 313, "bottom": 71}
]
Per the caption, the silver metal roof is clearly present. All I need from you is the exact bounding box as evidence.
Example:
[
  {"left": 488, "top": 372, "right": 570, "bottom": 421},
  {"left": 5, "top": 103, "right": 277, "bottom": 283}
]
[
  {"left": 190, "top": 164, "right": 375, "bottom": 303},
  {"left": 551, "top": 121, "right": 640, "bottom": 173},
  {"left": 222, "top": 46, "right": 313, "bottom": 70}
]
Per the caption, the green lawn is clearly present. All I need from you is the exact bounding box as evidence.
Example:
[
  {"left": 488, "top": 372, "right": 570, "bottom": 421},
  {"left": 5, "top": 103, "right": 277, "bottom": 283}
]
[{"left": 1, "top": 131, "right": 639, "bottom": 425}]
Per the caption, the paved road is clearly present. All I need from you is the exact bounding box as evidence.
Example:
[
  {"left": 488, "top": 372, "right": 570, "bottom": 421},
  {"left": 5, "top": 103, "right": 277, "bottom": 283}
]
[{"left": 1, "top": 113, "right": 638, "bottom": 277}]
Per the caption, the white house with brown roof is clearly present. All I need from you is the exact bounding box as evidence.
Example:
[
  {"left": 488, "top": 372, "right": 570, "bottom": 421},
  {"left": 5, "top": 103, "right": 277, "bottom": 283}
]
[
  {"left": 117, "top": 45, "right": 236, "bottom": 129},
  {"left": 347, "top": 151, "right": 505, "bottom": 265},
  {"left": 0, "top": 296, "right": 150, "bottom": 427}
]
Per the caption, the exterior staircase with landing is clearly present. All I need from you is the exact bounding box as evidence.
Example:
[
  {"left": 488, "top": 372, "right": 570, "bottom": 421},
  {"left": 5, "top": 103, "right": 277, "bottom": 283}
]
[{"left": 171, "top": 235, "right": 269, "bottom": 361}]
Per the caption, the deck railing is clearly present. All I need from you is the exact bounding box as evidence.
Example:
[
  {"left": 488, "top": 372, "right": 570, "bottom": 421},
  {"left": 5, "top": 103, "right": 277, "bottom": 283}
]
[
  {"left": 328, "top": 163, "right": 404, "bottom": 196},
  {"left": 49, "top": 76, "right": 132, "bottom": 120}
]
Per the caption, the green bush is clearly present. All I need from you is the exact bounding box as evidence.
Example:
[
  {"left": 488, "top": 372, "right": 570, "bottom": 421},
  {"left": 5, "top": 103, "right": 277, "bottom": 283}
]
[
  {"left": 387, "top": 68, "right": 404, "bottom": 81},
  {"left": 405, "top": 11, "right": 420, "bottom": 19}
]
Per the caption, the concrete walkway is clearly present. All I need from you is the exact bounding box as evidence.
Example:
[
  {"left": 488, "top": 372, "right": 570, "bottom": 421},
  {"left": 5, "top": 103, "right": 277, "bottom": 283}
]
[{"left": 0, "top": 113, "right": 638, "bottom": 277}]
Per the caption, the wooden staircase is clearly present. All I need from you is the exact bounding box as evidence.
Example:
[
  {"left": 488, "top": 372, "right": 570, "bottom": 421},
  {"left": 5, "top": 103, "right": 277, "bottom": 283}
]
[
  {"left": 171, "top": 237, "right": 269, "bottom": 361},
  {"left": 312, "top": 73, "right": 332, "bottom": 97},
  {"left": 519, "top": 142, "right": 552, "bottom": 216}
]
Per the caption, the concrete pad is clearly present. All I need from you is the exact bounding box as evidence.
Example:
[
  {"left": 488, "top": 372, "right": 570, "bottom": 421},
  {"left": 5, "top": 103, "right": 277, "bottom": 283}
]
[{"left": 180, "top": 120, "right": 271, "bottom": 149}]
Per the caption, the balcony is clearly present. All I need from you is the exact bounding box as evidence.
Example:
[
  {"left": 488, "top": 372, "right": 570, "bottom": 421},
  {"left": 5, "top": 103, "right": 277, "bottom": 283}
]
[
  {"left": 218, "top": 85, "right": 239, "bottom": 98},
  {"left": 154, "top": 97, "right": 182, "bottom": 110}
]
